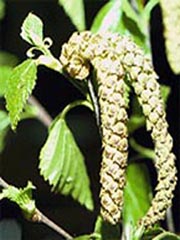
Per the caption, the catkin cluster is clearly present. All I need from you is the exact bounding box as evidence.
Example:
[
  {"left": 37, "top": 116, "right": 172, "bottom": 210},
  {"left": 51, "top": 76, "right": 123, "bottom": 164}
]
[
  {"left": 160, "top": 0, "right": 180, "bottom": 74},
  {"left": 59, "top": 31, "right": 177, "bottom": 227}
]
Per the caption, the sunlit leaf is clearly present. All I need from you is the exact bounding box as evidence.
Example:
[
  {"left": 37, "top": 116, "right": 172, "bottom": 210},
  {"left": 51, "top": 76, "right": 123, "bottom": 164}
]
[
  {"left": 94, "top": 216, "right": 120, "bottom": 240},
  {"left": 91, "top": 0, "right": 125, "bottom": 34},
  {"left": 39, "top": 118, "right": 94, "bottom": 211},
  {"left": 0, "top": 66, "right": 12, "bottom": 96},
  {"left": 5, "top": 59, "right": 37, "bottom": 130},
  {"left": 0, "top": 181, "right": 36, "bottom": 219},
  {"left": 20, "top": 13, "right": 44, "bottom": 46},
  {"left": 58, "top": 0, "right": 85, "bottom": 31},
  {"left": 123, "top": 163, "right": 152, "bottom": 239},
  {"left": 142, "top": 0, "right": 159, "bottom": 22}
]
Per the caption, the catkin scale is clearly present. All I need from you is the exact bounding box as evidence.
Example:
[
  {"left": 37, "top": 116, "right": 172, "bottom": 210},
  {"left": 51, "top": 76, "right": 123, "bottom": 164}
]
[{"left": 59, "top": 31, "right": 177, "bottom": 227}]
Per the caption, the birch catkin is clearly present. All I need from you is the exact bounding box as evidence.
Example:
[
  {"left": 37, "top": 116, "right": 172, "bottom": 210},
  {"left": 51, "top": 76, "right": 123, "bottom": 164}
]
[
  {"left": 160, "top": 0, "right": 180, "bottom": 74},
  {"left": 59, "top": 31, "right": 177, "bottom": 227}
]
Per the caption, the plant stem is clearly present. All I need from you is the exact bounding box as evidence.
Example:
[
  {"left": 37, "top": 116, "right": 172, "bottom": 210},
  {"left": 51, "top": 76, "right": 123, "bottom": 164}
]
[
  {"left": 34, "top": 209, "right": 73, "bottom": 239},
  {"left": 28, "top": 95, "right": 53, "bottom": 127},
  {"left": 60, "top": 99, "right": 93, "bottom": 119},
  {"left": 0, "top": 177, "right": 73, "bottom": 239},
  {"left": 0, "top": 177, "right": 9, "bottom": 188}
]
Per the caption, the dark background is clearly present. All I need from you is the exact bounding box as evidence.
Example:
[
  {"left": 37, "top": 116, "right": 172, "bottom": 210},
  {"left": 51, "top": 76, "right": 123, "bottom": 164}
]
[{"left": 0, "top": 0, "right": 179, "bottom": 239}]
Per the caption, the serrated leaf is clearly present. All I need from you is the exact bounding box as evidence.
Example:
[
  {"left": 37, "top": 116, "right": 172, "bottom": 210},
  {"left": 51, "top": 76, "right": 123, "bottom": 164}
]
[
  {"left": 94, "top": 216, "right": 120, "bottom": 240},
  {"left": 0, "top": 181, "right": 36, "bottom": 219},
  {"left": 91, "top": 0, "right": 125, "bottom": 34},
  {"left": 20, "top": 13, "right": 44, "bottom": 46},
  {"left": 39, "top": 118, "right": 94, "bottom": 211},
  {"left": 58, "top": 0, "right": 85, "bottom": 31},
  {"left": 0, "top": 66, "right": 12, "bottom": 96},
  {"left": 5, "top": 59, "right": 37, "bottom": 130},
  {"left": 123, "top": 163, "right": 152, "bottom": 239}
]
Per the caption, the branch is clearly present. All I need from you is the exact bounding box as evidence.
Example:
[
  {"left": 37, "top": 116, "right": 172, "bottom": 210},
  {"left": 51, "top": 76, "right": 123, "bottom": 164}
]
[
  {"left": 0, "top": 177, "right": 73, "bottom": 239},
  {"left": 28, "top": 95, "right": 53, "bottom": 127}
]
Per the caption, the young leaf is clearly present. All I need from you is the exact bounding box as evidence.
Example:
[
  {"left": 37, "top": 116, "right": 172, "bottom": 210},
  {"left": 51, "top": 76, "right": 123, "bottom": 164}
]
[
  {"left": 123, "top": 163, "right": 152, "bottom": 239},
  {"left": 0, "top": 181, "right": 36, "bottom": 219},
  {"left": 91, "top": 0, "right": 125, "bottom": 34},
  {"left": 0, "top": 66, "right": 12, "bottom": 96},
  {"left": 5, "top": 59, "right": 37, "bottom": 130},
  {"left": 58, "top": 0, "right": 85, "bottom": 31},
  {"left": 39, "top": 118, "right": 94, "bottom": 211},
  {"left": 20, "top": 13, "right": 44, "bottom": 46}
]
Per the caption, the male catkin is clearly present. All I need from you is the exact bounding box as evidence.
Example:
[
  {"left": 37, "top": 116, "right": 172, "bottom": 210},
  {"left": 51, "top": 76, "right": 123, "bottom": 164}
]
[
  {"left": 160, "top": 0, "right": 180, "bottom": 74},
  {"left": 59, "top": 31, "right": 177, "bottom": 227}
]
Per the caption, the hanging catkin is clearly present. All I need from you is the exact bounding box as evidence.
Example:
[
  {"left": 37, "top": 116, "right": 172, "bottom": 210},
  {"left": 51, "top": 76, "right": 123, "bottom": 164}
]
[
  {"left": 59, "top": 31, "right": 177, "bottom": 227},
  {"left": 160, "top": 0, "right": 180, "bottom": 74}
]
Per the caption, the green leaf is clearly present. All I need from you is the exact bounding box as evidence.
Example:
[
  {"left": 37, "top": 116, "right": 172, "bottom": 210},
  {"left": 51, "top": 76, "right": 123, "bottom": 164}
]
[
  {"left": 5, "top": 59, "right": 37, "bottom": 130},
  {"left": 0, "top": 66, "right": 12, "bottom": 97},
  {"left": 121, "top": 0, "right": 147, "bottom": 50},
  {"left": 58, "top": 0, "right": 85, "bottom": 31},
  {"left": 160, "top": 84, "right": 171, "bottom": 108},
  {"left": 94, "top": 216, "right": 120, "bottom": 240},
  {"left": 0, "top": 110, "right": 10, "bottom": 152},
  {"left": 20, "top": 13, "right": 44, "bottom": 46},
  {"left": 152, "top": 232, "right": 180, "bottom": 240},
  {"left": 39, "top": 118, "right": 94, "bottom": 211},
  {"left": 91, "top": 0, "right": 125, "bottom": 34},
  {"left": 0, "top": 181, "right": 36, "bottom": 219},
  {"left": 142, "top": 0, "right": 159, "bottom": 22},
  {"left": 123, "top": 163, "right": 152, "bottom": 239}
]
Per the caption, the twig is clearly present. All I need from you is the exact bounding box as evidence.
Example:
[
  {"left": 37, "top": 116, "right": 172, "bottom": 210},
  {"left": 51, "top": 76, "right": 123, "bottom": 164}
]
[
  {"left": 166, "top": 207, "right": 175, "bottom": 233},
  {"left": 0, "top": 177, "right": 9, "bottom": 188},
  {"left": 34, "top": 209, "right": 72, "bottom": 239},
  {"left": 28, "top": 95, "right": 53, "bottom": 127},
  {"left": 0, "top": 177, "right": 73, "bottom": 239}
]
